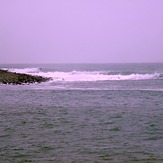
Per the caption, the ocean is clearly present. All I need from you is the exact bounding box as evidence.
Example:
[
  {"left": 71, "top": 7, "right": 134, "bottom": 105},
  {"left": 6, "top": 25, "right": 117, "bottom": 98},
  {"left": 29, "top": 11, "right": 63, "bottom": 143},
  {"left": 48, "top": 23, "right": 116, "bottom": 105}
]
[{"left": 0, "top": 63, "right": 163, "bottom": 163}]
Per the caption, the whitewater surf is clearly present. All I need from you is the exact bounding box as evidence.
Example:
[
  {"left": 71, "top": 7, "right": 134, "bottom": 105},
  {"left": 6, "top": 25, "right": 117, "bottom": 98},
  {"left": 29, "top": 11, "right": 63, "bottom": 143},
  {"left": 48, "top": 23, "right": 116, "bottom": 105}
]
[{"left": 2, "top": 67, "right": 161, "bottom": 82}]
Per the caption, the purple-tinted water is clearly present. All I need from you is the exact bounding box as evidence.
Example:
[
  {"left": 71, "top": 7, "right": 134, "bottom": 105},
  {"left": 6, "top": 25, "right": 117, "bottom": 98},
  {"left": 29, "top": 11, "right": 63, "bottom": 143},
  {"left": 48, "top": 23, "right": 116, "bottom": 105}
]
[{"left": 0, "top": 64, "right": 163, "bottom": 162}]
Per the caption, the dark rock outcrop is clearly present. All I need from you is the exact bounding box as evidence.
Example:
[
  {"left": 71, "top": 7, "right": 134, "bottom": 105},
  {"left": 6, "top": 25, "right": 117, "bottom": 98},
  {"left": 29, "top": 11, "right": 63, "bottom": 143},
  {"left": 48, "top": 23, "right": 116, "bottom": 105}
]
[{"left": 0, "top": 69, "right": 50, "bottom": 85}]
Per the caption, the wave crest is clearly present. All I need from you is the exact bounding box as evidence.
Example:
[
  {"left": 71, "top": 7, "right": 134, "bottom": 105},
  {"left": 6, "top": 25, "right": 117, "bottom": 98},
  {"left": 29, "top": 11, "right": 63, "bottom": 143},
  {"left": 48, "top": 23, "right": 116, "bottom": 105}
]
[
  {"left": 37, "top": 71, "right": 160, "bottom": 82},
  {"left": 3, "top": 68, "right": 161, "bottom": 82},
  {"left": 7, "top": 68, "right": 41, "bottom": 74}
]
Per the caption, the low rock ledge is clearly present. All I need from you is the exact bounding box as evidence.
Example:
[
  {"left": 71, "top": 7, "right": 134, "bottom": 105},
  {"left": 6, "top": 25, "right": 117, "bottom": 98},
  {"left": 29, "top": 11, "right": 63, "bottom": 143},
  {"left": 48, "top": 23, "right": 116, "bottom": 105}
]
[{"left": 0, "top": 69, "right": 50, "bottom": 85}]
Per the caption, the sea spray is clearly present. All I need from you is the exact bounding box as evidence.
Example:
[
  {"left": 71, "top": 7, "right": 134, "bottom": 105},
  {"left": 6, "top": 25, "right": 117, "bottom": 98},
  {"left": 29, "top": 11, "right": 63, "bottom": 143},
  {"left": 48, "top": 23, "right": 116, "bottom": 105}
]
[{"left": 4, "top": 68, "right": 161, "bottom": 82}]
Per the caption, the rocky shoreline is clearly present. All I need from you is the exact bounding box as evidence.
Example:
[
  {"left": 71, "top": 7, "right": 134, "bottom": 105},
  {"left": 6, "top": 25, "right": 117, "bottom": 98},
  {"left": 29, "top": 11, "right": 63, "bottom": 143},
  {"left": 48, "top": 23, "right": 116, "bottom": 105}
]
[{"left": 0, "top": 69, "right": 50, "bottom": 85}]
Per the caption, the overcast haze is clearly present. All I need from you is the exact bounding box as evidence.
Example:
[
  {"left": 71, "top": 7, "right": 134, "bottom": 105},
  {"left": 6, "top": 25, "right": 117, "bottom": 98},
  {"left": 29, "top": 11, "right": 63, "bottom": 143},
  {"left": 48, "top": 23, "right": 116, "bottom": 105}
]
[{"left": 0, "top": 0, "right": 163, "bottom": 64}]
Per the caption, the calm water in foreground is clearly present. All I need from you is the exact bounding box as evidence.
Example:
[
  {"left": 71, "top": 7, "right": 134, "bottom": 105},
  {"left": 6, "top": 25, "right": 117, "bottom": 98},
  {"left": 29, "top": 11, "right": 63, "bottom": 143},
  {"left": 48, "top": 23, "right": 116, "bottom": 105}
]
[{"left": 0, "top": 63, "right": 163, "bottom": 162}]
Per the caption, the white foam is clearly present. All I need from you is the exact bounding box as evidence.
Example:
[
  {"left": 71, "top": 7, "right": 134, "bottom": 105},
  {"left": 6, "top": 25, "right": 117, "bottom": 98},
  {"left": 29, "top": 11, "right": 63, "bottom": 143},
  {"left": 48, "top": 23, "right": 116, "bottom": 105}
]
[
  {"left": 33, "top": 71, "right": 160, "bottom": 82},
  {"left": 7, "top": 68, "right": 41, "bottom": 74},
  {"left": 4, "top": 68, "right": 161, "bottom": 82}
]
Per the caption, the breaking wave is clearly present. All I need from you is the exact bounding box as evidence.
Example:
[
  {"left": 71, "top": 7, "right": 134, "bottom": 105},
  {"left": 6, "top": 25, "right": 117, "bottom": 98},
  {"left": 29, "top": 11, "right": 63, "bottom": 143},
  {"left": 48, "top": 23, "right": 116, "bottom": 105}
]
[
  {"left": 4, "top": 68, "right": 162, "bottom": 82},
  {"left": 8, "top": 68, "right": 41, "bottom": 74}
]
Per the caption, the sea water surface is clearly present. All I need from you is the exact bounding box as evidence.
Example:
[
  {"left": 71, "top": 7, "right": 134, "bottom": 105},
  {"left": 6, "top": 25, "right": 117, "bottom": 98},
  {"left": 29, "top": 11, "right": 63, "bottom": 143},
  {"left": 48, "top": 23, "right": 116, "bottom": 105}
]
[{"left": 0, "top": 63, "right": 163, "bottom": 162}]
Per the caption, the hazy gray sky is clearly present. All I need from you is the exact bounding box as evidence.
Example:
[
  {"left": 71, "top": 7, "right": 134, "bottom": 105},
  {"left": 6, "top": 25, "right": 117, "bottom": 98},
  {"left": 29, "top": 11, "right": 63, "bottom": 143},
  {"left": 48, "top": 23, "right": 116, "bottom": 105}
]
[{"left": 0, "top": 0, "right": 163, "bottom": 63}]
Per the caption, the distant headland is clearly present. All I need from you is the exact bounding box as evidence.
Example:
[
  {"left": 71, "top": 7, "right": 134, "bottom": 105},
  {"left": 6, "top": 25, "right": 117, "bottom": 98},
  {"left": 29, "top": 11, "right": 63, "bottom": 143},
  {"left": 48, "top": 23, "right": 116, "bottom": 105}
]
[{"left": 0, "top": 69, "right": 50, "bottom": 85}]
